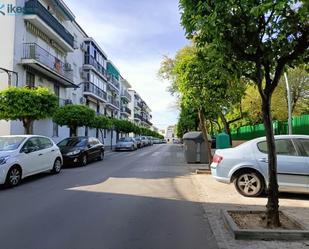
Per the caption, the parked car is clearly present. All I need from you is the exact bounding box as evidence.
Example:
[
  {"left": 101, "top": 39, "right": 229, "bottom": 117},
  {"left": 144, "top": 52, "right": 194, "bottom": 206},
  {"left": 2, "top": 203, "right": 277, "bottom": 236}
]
[
  {"left": 146, "top": 136, "right": 154, "bottom": 146},
  {"left": 115, "top": 137, "right": 137, "bottom": 151},
  {"left": 211, "top": 135, "right": 309, "bottom": 197},
  {"left": 0, "top": 135, "right": 62, "bottom": 187},
  {"left": 57, "top": 137, "right": 104, "bottom": 167},
  {"left": 141, "top": 136, "right": 150, "bottom": 146},
  {"left": 153, "top": 139, "right": 161, "bottom": 144},
  {"left": 134, "top": 136, "right": 143, "bottom": 148}
]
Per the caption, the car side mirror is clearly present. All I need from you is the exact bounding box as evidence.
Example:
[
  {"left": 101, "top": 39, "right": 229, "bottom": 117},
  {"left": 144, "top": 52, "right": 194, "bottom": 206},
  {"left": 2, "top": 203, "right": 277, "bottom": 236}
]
[{"left": 22, "top": 147, "right": 35, "bottom": 154}]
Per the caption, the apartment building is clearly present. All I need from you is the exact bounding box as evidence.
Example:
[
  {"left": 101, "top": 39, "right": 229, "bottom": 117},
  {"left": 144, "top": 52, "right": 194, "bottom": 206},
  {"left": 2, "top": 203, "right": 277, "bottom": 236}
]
[
  {"left": 128, "top": 89, "right": 153, "bottom": 128},
  {"left": 120, "top": 78, "right": 132, "bottom": 120},
  {"left": 0, "top": 0, "right": 153, "bottom": 145}
]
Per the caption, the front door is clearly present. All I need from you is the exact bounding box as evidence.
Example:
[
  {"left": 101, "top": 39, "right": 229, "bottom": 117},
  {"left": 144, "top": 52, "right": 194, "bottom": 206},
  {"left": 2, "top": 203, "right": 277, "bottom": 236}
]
[
  {"left": 19, "top": 137, "right": 45, "bottom": 176},
  {"left": 256, "top": 138, "right": 308, "bottom": 193}
]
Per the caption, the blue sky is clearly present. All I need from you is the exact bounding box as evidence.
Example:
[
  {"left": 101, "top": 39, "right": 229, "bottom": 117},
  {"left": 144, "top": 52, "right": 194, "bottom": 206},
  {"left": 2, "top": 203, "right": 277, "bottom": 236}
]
[{"left": 65, "top": 0, "right": 188, "bottom": 130}]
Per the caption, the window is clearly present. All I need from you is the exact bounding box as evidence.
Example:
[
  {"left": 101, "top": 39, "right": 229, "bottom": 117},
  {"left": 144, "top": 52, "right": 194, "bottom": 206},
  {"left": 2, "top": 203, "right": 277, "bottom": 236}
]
[
  {"left": 39, "top": 137, "right": 53, "bottom": 149},
  {"left": 22, "top": 138, "right": 41, "bottom": 152},
  {"left": 299, "top": 139, "right": 309, "bottom": 156},
  {"left": 257, "top": 139, "right": 297, "bottom": 156},
  {"left": 26, "top": 71, "right": 35, "bottom": 88}
]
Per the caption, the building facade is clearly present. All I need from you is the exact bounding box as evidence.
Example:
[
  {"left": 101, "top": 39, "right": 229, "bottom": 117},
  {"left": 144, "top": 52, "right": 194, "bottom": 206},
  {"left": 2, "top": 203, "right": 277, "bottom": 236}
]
[{"left": 0, "top": 0, "right": 153, "bottom": 145}]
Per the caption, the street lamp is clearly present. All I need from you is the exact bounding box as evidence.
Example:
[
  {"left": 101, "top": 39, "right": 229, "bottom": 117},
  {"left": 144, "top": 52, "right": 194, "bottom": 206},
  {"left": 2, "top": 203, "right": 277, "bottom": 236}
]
[{"left": 284, "top": 72, "right": 293, "bottom": 135}]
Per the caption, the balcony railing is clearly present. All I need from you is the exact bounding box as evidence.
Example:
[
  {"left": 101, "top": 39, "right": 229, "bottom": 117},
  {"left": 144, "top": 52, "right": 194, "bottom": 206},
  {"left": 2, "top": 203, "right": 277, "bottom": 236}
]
[
  {"left": 121, "top": 90, "right": 132, "bottom": 101},
  {"left": 24, "top": 0, "right": 74, "bottom": 48},
  {"left": 23, "top": 43, "right": 73, "bottom": 81},
  {"left": 82, "top": 82, "right": 107, "bottom": 101},
  {"left": 121, "top": 106, "right": 131, "bottom": 115},
  {"left": 134, "top": 114, "right": 142, "bottom": 120},
  {"left": 107, "top": 96, "right": 120, "bottom": 108},
  {"left": 107, "top": 74, "right": 120, "bottom": 89},
  {"left": 84, "top": 54, "right": 108, "bottom": 78}
]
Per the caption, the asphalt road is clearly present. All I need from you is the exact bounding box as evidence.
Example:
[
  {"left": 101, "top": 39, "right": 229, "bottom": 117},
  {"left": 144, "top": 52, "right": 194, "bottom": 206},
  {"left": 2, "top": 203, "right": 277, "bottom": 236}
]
[{"left": 0, "top": 144, "right": 218, "bottom": 249}]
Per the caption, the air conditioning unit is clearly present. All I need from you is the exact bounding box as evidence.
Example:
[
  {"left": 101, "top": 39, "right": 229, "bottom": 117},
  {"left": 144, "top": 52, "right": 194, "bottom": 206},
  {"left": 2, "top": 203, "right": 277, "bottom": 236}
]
[
  {"left": 64, "top": 63, "right": 72, "bottom": 71},
  {"left": 80, "top": 43, "right": 87, "bottom": 52},
  {"left": 80, "top": 97, "right": 87, "bottom": 104}
]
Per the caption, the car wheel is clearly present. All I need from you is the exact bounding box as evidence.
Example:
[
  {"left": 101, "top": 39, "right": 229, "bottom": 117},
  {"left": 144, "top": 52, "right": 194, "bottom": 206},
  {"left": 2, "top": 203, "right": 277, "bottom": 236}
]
[
  {"left": 81, "top": 154, "right": 88, "bottom": 167},
  {"left": 98, "top": 151, "right": 104, "bottom": 161},
  {"left": 51, "top": 158, "right": 62, "bottom": 174},
  {"left": 234, "top": 171, "right": 264, "bottom": 197},
  {"left": 5, "top": 166, "right": 22, "bottom": 187}
]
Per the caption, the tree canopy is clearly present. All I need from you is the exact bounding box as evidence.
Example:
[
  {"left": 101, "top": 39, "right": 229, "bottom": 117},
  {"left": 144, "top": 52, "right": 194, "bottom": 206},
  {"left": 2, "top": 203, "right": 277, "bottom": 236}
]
[
  {"left": 0, "top": 87, "right": 58, "bottom": 134},
  {"left": 53, "top": 104, "right": 96, "bottom": 136}
]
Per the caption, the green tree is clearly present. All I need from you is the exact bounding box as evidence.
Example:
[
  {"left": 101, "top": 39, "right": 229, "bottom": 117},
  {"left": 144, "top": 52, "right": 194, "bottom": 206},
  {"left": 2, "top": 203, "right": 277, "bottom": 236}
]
[
  {"left": 176, "top": 104, "right": 199, "bottom": 138},
  {"left": 53, "top": 105, "right": 96, "bottom": 137},
  {"left": 159, "top": 45, "right": 245, "bottom": 160},
  {"left": 90, "top": 115, "right": 113, "bottom": 141},
  {"left": 180, "top": 0, "right": 309, "bottom": 226},
  {"left": 0, "top": 87, "right": 58, "bottom": 134}
]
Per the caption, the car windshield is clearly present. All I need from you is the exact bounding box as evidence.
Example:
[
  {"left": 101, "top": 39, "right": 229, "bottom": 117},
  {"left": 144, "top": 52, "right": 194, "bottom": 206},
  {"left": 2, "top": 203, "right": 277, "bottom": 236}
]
[
  {"left": 119, "top": 138, "right": 132, "bottom": 142},
  {"left": 0, "top": 136, "right": 26, "bottom": 151},
  {"left": 58, "top": 138, "right": 87, "bottom": 147}
]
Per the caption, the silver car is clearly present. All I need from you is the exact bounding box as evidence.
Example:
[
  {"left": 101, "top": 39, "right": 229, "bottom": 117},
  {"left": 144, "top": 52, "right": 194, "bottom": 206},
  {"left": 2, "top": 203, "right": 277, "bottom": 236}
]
[
  {"left": 115, "top": 137, "right": 137, "bottom": 151},
  {"left": 211, "top": 135, "right": 309, "bottom": 197}
]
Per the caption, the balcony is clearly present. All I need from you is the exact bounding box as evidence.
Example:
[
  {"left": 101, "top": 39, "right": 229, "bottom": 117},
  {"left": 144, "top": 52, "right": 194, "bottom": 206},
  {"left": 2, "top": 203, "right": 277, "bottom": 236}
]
[
  {"left": 121, "top": 106, "right": 131, "bottom": 115},
  {"left": 21, "top": 43, "right": 76, "bottom": 87},
  {"left": 24, "top": 0, "right": 74, "bottom": 51},
  {"left": 84, "top": 54, "right": 108, "bottom": 79},
  {"left": 82, "top": 82, "right": 107, "bottom": 102},
  {"left": 107, "top": 73, "right": 120, "bottom": 90},
  {"left": 121, "top": 90, "right": 132, "bottom": 102},
  {"left": 134, "top": 114, "right": 142, "bottom": 120},
  {"left": 107, "top": 96, "right": 120, "bottom": 109}
]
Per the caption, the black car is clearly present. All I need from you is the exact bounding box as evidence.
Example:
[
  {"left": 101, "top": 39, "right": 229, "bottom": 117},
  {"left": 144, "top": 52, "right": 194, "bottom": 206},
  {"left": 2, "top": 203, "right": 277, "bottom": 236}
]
[{"left": 57, "top": 137, "right": 104, "bottom": 166}]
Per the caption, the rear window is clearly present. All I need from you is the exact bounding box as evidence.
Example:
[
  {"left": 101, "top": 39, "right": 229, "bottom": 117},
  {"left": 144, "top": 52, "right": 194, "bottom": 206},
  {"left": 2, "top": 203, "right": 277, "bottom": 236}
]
[{"left": 257, "top": 139, "right": 297, "bottom": 156}]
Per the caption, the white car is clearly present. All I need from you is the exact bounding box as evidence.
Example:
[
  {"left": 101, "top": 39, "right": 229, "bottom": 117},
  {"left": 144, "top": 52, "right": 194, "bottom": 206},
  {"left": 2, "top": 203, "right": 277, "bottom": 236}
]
[
  {"left": 211, "top": 135, "right": 309, "bottom": 197},
  {"left": 0, "top": 135, "right": 63, "bottom": 187}
]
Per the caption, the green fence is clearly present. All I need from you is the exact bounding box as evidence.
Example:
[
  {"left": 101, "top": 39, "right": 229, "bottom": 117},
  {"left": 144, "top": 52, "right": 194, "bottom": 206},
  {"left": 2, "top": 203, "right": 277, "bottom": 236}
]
[{"left": 231, "top": 114, "right": 309, "bottom": 140}]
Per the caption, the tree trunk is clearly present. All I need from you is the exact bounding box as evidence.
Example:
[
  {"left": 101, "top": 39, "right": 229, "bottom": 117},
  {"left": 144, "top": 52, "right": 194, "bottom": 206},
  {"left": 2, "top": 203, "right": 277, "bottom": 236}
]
[
  {"left": 198, "top": 108, "right": 213, "bottom": 163},
  {"left": 70, "top": 126, "right": 77, "bottom": 137},
  {"left": 22, "top": 119, "right": 34, "bottom": 135},
  {"left": 262, "top": 96, "right": 280, "bottom": 227},
  {"left": 219, "top": 113, "right": 232, "bottom": 146}
]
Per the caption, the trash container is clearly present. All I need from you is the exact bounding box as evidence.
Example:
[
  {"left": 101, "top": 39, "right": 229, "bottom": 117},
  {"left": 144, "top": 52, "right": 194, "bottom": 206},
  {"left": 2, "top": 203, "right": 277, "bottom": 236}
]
[
  {"left": 182, "top": 131, "right": 212, "bottom": 163},
  {"left": 216, "top": 132, "right": 231, "bottom": 149}
]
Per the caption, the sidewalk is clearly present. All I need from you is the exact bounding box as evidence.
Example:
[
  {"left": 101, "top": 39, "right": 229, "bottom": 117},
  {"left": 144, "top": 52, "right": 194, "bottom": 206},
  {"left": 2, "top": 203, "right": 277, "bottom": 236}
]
[{"left": 188, "top": 165, "right": 309, "bottom": 249}]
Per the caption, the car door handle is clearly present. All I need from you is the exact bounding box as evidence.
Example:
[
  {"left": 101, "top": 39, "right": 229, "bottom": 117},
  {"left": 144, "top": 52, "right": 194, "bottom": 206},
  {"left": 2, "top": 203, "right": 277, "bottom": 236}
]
[
  {"left": 258, "top": 158, "right": 268, "bottom": 163},
  {"left": 38, "top": 153, "right": 43, "bottom": 156},
  {"left": 51, "top": 149, "right": 55, "bottom": 152}
]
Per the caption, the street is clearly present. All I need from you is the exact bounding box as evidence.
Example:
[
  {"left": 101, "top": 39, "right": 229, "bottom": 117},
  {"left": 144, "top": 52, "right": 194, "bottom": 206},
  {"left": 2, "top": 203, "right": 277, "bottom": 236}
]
[{"left": 0, "top": 144, "right": 218, "bottom": 249}]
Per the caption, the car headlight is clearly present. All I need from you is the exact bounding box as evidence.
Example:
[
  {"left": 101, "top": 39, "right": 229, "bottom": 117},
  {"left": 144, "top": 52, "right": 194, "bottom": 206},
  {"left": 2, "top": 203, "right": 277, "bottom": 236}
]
[
  {"left": 66, "top": 150, "right": 81, "bottom": 156},
  {"left": 0, "top": 156, "right": 10, "bottom": 165}
]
